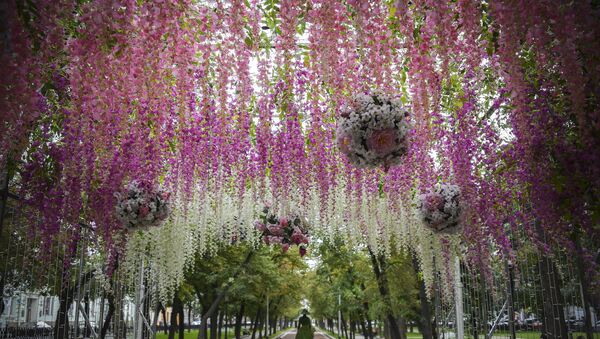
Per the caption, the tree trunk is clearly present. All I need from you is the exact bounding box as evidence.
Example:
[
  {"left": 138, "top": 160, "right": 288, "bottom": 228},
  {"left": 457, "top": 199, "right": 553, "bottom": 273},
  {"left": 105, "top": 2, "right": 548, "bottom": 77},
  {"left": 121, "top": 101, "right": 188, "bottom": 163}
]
[
  {"left": 235, "top": 303, "right": 245, "bottom": 339},
  {"left": 54, "top": 269, "right": 96, "bottom": 339},
  {"left": 251, "top": 308, "right": 261, "bottom": 339},
  {"left": 397, "top": 317, "right": 407, "bottom": 339},
  {"left": 141, "top": 287, "right": 151, "bottom": 339},
  {"left": 162, "top": 304, "right": 169, "bottom": 334},
  {"left": 210, "top": 311, "right": 218, "bottom": 339},
  {"left": 411, "top": 253, "right": 433, "bottom": 339},
  {"left": 100, "top": 295, "right": 115, "bottom": 339},
  {"left": 169, "top": 305, "right": 177, "bottom": 339},
  {"left": 203, "top": 317, "right": 209, "bottom": 339},
  {"left": 367, "top": 247, "right": 401, "bottom": 339},
  {"left": 575, "top": 232, "right": 595, "bottom": 339},
  {"left": 538, "top": 255, "right": 568, "bottom": 339},
  {"left": 152, "top": 302, "right": 163, "bottom": 338},
  {"left": 359, "top": 284, "right": 374, "bottom": 339},
  {"left": 188, "top": 303, "right": 193, "bottom": 333},
  {"left": 179, "top": 318, "right": 185, "bottom": 339},
  {"left": 341, "top": 313, "right": 349, "bottom": 339},
  {"left": 225, "top": 310, "right": 230, "bottom": 339},
  {"left": 258, "top": 312, "right": 264, "bottom": 339},
  {"left": 178, "top": 299, "right": 185, "bottom": 339},
  {"left": 169, "top": 294, "right": 185, "bottom": 339},
  {"left": 55, "top": 265, "right": 73, "bottom": 339},
  {"left": 84, "top": 294, "right": 91, "bottom": 337},
  {"left": 114, "top": 294, "right": 127, "bottom": 339},
  {"left": 218, "top": 310, "right": 224, "bottom": 339},
  {"left": 55, "top": 285, "right": 71, "bottom": 339},
  {"left": 359, "top": 317, "right": 367, "bottom": 338}
]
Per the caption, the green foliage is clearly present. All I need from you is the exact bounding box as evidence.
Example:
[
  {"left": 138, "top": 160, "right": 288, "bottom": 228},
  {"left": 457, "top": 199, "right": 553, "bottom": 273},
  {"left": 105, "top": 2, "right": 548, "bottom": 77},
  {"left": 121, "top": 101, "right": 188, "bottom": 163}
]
[
  {"left": 306, "top": 238, "right": 420, "bottom": 326},
  {"left": 184, "top": 243, "right": 308, "bottom": 319}
]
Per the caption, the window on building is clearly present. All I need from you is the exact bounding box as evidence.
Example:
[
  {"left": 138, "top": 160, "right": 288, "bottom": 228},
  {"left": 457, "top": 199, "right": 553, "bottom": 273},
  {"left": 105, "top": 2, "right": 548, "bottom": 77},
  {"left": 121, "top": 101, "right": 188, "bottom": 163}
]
[{"left": 44, "top": 297, "right": 52, "bottom": 315}]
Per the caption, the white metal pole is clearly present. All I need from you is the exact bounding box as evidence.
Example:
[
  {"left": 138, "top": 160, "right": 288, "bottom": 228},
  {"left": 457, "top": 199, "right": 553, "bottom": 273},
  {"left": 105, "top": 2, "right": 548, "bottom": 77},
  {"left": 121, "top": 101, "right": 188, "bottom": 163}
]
[
  {"left": 136, "top": 260, "right": 145, "bottom": 339},
  {"left": 454, "top": 257, "right": 464, "bottom": 339},
  {"left": 266, "top": 294, "right": 269, "bottom": 336},
  {"left": 74, "top": 236, "right": 85, "bottom": 339},
  {"left": 338, "top": 293, "right": 342, "bottom": 338}
]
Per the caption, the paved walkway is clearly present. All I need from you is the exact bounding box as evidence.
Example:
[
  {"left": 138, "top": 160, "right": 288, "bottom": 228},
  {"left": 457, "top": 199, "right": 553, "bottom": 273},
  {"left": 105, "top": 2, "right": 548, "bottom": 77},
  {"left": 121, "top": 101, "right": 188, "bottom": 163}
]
[
  {"left": 279, "top": 329, "right": 297, "bottom": 339},
  {"left": 279, "top": 329, "right": 332, "bottom": 339}
]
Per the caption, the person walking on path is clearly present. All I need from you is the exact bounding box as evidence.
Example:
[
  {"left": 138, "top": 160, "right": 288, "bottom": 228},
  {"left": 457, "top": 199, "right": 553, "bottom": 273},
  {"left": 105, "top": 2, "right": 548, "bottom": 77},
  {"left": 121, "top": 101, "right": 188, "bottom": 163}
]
[{"left": 296, "top": 309, "right": 314, "bottom": 339}]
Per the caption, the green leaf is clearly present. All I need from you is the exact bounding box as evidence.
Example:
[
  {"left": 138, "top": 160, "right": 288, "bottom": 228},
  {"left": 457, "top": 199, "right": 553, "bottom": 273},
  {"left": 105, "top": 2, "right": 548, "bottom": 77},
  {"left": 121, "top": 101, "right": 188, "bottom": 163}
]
[{"left": 244, "top": 36, "right": 253, "bottom": 48}]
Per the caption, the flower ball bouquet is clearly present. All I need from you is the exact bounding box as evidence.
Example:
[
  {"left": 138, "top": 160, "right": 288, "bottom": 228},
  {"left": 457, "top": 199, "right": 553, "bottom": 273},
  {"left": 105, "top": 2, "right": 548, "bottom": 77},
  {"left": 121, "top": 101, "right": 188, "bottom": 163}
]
[
  {"left": 417, "top": 184, "right": 463, "bottom": 234},
  {"left": 114, "top": 180, "right": 171, "bottom": 231},
  {"left": 254, "top": 207, "right": 310, "bottom": 256},
  {"left": 336, "top": 92, "right": 410, "bottom": 170}
]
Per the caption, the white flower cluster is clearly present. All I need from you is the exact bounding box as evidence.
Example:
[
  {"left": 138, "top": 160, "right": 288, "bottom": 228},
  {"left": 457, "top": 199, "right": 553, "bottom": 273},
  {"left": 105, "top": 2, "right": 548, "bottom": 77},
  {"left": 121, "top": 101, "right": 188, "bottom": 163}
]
[
  {"left": 336, "top": 92, "right": 410, "bottom": 168},
  {"left": 114, "top": 180, "right": 171, "bottom": 231},
  {"left": 417, "top": 184, "right": 463, "bottom": 234}
]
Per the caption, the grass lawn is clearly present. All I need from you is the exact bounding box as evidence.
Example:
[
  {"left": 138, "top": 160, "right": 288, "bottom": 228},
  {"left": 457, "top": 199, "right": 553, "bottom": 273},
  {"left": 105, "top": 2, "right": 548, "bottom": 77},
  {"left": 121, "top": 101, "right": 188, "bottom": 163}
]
[
  {"left": 155, "top": 329, "right": 235, "bottom": 339},
  {"left": 235, "top": 328, "right": 600, "bottom": 339},
  {"left": 465, "top": 331, "right": 600, "bottom": 339},
  {"left": 372, "top": 330, "right": 600, "bottom": 339},
  {"left": 155, "top": 327, "right": 294, "bottom": 339},
  {"left": 318, "top": 328, "right": 425, "bottom": 339}
]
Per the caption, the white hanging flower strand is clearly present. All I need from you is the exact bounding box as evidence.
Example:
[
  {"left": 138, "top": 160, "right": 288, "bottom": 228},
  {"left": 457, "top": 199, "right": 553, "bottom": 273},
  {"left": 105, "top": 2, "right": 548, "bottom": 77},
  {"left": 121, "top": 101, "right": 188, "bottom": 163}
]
[
  {"left": 114, "top": 180, "right": 171, "bottom": 231},
  {"left": 417, "top": 183, "right": 463, "bottom": 234},
  {"left": 336, "top": 92, "right": 410, "bottom": 170},
  {"left": 123, "top": 180, "right": 449, "bottom": 302}
]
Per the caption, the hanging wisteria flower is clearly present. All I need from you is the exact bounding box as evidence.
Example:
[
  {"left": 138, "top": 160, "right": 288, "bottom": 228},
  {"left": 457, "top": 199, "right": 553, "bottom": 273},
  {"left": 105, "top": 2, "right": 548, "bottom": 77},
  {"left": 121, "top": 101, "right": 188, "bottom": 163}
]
[
  {"left": 336, "top": 92, "right": 410, "bottom": 169},
  {"left": 255, "top": 207, "right": 310, "bottom": 256},
  {"left": 114, "top": 180, "right": 171, "bottom": 231},
  {"left": 417, "top": 184, "right": 463, "bottom": 234}
]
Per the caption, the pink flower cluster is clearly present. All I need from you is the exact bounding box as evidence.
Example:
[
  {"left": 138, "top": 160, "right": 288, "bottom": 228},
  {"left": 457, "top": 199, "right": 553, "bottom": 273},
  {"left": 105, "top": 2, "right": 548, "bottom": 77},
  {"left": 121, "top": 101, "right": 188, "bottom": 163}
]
[
  {"left": 114, "top": 180, "right": 171, "bottom": 231},
  {"left": 255, "top": 207, "right": 310, "bottom": 257}
]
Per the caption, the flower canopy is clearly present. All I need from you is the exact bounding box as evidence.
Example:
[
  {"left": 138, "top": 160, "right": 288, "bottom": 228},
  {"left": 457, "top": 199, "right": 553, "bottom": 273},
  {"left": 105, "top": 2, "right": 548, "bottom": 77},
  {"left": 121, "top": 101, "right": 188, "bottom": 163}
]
[{"left": 1, "top": 0, "right": 599, "bottom": 298}]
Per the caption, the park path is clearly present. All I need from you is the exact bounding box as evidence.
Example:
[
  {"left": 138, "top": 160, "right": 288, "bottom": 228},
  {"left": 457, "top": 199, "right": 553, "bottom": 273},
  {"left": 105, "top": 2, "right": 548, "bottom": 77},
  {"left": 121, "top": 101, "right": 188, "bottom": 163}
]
[
  {"left": 279, "top": 329, "right": 331, "bottom": 339},
  {"left": 279, "top": 329, "right": 296, "bottom": 339}
]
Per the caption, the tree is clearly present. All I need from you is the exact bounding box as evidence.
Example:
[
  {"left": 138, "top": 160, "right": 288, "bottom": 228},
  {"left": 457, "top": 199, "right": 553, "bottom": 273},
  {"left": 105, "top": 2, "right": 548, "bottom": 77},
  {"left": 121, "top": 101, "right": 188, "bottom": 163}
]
[{"left": 185, "top": 244, "right": 307, "bottom": 339}]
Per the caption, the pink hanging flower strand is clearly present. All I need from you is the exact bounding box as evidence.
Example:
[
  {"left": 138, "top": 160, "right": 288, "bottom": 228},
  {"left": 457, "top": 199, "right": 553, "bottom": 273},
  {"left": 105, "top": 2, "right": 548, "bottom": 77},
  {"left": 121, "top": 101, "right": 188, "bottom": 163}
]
[{"left": 3, "top": 0, "right": 599, "bottom": 279}]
